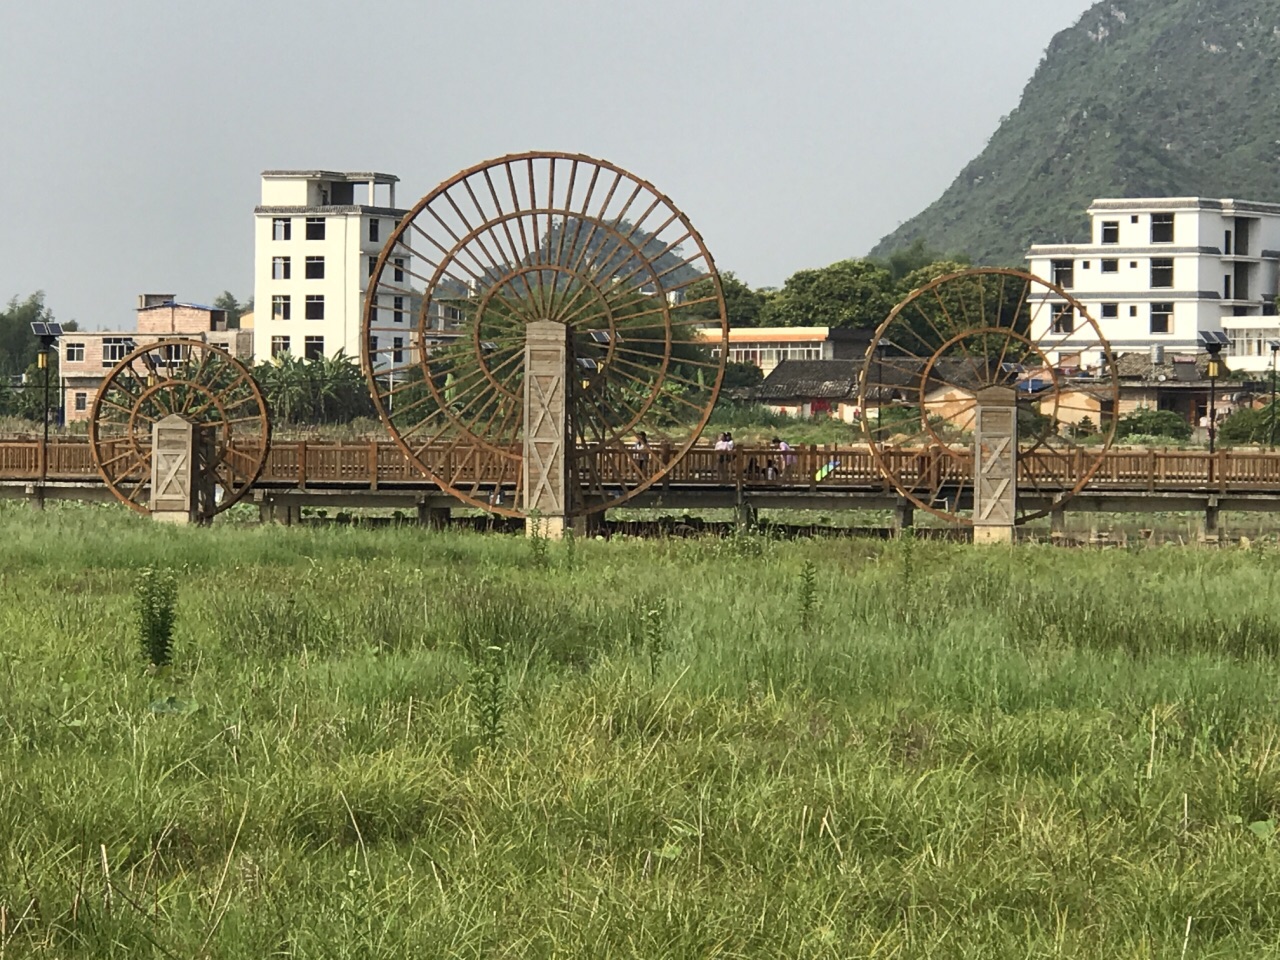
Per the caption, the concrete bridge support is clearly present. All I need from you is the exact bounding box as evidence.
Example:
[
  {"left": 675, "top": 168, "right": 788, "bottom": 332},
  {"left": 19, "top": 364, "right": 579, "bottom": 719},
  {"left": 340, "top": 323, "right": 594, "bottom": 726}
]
[
  {"left": 1203, "top": 496, "right": 1221, "bottom": 543},
  {"left": 893, "top": 497, "right": 914, "bottom": 535},
  {"left": 522, "top": 321, "right": 573, "bottom": 540},
  {"left": 149, "top": 415, "right": 215, "bottom": 524},
  {"left": 973, "top": 387, "right": 1018, "bottom": 545},
  {"left": 417, "top": 503, "right": 452, "bottom": 529}
]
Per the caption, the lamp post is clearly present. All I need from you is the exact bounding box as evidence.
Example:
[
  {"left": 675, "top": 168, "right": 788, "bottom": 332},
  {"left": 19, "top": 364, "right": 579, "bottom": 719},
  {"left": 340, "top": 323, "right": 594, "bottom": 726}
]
[
  {"left": 1199, "top": 331, "right": 1228, "bottom": 455},
  {"left": 1269, "top": 340, "right": 1280, "bottom": 451},
  {"left": 29, "top": 321, "right": 63, "bottom": 484}
]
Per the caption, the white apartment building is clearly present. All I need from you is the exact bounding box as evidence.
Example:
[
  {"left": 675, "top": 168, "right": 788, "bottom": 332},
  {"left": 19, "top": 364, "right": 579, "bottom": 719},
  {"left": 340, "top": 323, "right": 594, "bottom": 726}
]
[
  {"left": 1027, "top": 198, "right": 1280, "bottom": 372},
  {"left": 253, "top": 170, "right": 409, "bottom": 364}
]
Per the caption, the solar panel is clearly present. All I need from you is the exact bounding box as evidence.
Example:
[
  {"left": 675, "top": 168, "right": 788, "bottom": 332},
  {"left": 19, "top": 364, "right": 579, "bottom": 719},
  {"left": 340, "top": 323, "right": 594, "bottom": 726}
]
[
  {"left": 1197, "top": 330, "right": 1229, "bottom": 346},
  {"left": 29, "top": 321, "right": 64, "bottom": 338}
]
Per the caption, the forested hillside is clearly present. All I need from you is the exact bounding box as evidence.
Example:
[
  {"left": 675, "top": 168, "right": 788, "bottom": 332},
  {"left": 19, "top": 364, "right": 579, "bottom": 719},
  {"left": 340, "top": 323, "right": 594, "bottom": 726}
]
[{"left": 871, "top": 0, "right": 1280, "bottom": 263}]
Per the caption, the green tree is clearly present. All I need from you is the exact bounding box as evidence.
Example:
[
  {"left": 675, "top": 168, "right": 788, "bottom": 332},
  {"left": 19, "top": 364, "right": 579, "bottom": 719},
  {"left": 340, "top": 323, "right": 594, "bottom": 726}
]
[
  {"left": 1218, "top": 407, "right": 1274, "bottom": 446},
  {"left": 721, "top": 361, "right": 763, "bottom": 391},
  {"left": 1116, "top": 408, "right": 1192, "bottom": 442},
  {"left": 680, "top": 271, "right": 767, "bottom": 328},
  {"left": 0, "top": 293, "right": 68, "bottom": 377},
  {"left": 760, "top": 259, "right": 896, "bottom": 330},
  {"left": 873, "top": 239, "right": 970, "bottom": 284},
  {"left": 212, "top": 291, "right": 252, "bottom": 329}
]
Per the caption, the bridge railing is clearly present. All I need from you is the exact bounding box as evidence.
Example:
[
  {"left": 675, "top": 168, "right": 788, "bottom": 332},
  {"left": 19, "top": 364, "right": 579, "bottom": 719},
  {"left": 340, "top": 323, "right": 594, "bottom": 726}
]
[{"left": 9, "top": 437, "right": 1280, "bottom": 496}]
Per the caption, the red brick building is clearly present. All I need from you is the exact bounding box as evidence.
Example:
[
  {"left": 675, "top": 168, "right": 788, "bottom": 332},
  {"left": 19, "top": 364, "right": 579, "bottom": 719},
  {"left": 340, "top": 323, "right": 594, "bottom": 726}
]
[{"left": 60, "top": 295, "right": 253, "bottom": 423}]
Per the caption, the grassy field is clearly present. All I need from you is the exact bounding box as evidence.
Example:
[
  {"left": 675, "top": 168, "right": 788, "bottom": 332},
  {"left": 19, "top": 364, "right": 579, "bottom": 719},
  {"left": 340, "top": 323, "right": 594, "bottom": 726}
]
[{"left": 6, "top": 503, "right": 1280, "bottom": 957}]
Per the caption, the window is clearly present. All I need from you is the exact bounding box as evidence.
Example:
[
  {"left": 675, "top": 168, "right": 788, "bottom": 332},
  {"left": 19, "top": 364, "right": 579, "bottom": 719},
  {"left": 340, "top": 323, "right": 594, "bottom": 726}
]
[
  {"left": 369, "top": 219, "right": 380, "bottom": 243},
  {"left": 1150, "top": 258, "right": 1174, "bottom": 288},
  {"left": 1051, "top": 260, "right": 1074, "bottom": 289},
  {"left": 1129, "top": 305, "right": 1138, "bottom": 317},
  {"left": 1150, "top": 303, "right": 1173, "bottom": 334},
  {"left": 1051, "top": 304, "right": 1074, "bottom": 334},
  {"left": 74, "top": 392, "right": 87, "bottom": 411},
  {"left": 160, "top": 342, "right": 189, "bottom": 365},
  {"left": 271, "top": 336, "right": 291, "bottom": 357},
  {"left": 305, "top": 295, "right": 325, "bottom": 320},
  {"left": 305, "top": 256, "right": 325, "bottom": 279},
  {"left": 1151, "top": 213, "right": 1174, "bottom": 243},
  {"left": 393, "top": 295, "right": 405, "bottom": 322},
  {"left": 1130, "top": 261, "right": 1138, "bottom": 269},
  {"left": 393, "top": 257, "right": 405, "bottom": 282},
  {"left": 393, "top": 336, "right": 404, "bottom": 363},
  {"left": 369, "top": 298, "right": 380, "bottom": 324},
  {"left": 369, "top": 255, "right": 378, "bottom": 277},
  {"left": 102, "top": 337, "right": 131, "bottom": 366},
  {"left": 272, "top": 218, "right": 291, "bottom": 241},
  {"left": 1224, "top": 275, "right": 1233, "bottom": 300},
  {"left": 64, "top": 342, "right": 84, "bottom": 362},
  {"left": 305, "top": 217, "right": 325, "bottom": 240},
  {"left": 368, "top": 335, "right": 378, "bottom": 357},
  {"left": 1101, "top": 221, "right": 1119, "bottom": 244},
  {"left": 1224, "top": 230, "right": 1233, "bottom": 255},
  {"left": 304, "top": 335, "right": 324, "bottom": 360},
  {"left": 1130, "top": 215, "right": 1139, "bottom": 224},
  {"left": 272, "top": 295, "right": 291, "bottom": 320},
  {"left": 272, "top": 256, "right": 291, "bottom": 280},
  {"left": 1101, "top": 259, "right": 1119, "bottom": 273},
  {"left": 1101, "top": 303, "right": 1118, "bottom": 319}
]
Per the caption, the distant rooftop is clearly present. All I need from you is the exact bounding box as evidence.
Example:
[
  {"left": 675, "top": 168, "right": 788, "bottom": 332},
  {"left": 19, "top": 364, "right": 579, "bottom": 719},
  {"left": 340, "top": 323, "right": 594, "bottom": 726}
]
[
  {"left": 1087, "top": 197, "right": 1280, "bottom": 216},
  {"left": 261, "top": 170, "right": 399, "bottom": 183}
]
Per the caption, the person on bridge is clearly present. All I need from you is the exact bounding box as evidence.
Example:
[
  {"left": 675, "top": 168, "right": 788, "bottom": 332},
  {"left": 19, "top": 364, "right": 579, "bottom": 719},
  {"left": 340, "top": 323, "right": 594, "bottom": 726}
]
[
  {"left": 715, "top": 432, "right": 734, "bottom": 481},
  {"left": 767, "top": 436, "right": 793, "bottom": 480},
  {"left": 631, "top": 431, "right": 652, "bottom": 476}
]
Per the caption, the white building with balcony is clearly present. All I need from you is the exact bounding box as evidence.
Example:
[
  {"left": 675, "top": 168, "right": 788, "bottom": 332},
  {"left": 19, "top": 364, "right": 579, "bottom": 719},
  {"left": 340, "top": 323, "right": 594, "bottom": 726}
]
[
  {"left": 1027, "top": 198, "right": 1280, "bottom": 372},
  {"left": 252, "top": 170, "right": 409, "bottom": 364}
]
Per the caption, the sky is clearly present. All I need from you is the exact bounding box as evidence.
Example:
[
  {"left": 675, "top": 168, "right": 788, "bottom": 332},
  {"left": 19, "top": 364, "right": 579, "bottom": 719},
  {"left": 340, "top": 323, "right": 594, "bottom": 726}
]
[{"left": 0, "top": 0, "right": 1098, "bottom": 331}]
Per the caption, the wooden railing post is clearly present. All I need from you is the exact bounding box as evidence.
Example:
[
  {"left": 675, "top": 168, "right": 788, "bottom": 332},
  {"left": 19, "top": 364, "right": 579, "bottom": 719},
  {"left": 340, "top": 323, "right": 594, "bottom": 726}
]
[
  {"left": 369, "top": 440, "right": 379, "bottom": 491},
  {"left": 297, "top": 440, "right": 308, "bottom": 490}
]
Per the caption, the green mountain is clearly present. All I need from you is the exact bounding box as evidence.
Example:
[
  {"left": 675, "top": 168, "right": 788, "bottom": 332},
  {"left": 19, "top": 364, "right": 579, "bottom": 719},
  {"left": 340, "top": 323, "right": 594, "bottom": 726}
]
[{"left": 870, "top": 0, "right": 1280, "bottom": 264}]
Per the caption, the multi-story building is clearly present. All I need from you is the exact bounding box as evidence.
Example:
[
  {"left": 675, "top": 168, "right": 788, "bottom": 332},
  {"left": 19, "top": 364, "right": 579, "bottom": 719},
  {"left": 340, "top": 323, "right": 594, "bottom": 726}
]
[
  {"left": 252, "top": 170, "right": 409, "bottom": 364},
  {"left": 1027, "top": 198, "right": 1280, "bottom": 372},
  {"left": 700, "top": 326, "right": 871, "bottom": 376},
  {"left": 60, "top": 294, "right": 252, "bottom": 422}
]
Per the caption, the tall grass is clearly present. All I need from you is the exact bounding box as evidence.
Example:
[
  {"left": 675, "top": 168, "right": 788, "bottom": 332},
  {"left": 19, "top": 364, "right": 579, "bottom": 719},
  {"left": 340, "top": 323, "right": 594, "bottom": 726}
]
[{"left": 4, "top": 503, "right": 1280, "bottom": 955}]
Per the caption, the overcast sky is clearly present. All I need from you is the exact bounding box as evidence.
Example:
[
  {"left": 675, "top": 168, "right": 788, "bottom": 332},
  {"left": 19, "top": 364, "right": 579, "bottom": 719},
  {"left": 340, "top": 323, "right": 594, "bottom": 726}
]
[{"left": 0, "top": 0, "right": 1096, "bottom": 330}]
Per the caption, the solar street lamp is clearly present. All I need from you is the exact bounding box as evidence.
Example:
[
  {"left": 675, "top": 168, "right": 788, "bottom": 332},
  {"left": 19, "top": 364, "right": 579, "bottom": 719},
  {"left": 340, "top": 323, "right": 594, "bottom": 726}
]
[
  {"left": 1199, "top": 330, "right": 1228, "bottom": 454},
  {"left": 30, "top": 321, "right": 63, "bottom": 483}
]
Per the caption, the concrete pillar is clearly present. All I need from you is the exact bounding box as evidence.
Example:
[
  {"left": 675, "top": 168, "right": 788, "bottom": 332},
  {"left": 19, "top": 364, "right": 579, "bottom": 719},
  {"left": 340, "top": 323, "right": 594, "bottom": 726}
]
[
  {"left": 972, "top": 386, "right": 1018, "bottom": 545},
  {"left": 26, "top": 484, "right": 44, "bottom": 512},
  {"left": 1050, "top": 505, "right": 1067, "bottom": 541},
  {"left": 417, "top": 503, "right": 452, "bottom": 529},
  {"left": 893, "top": 497, "right": 915, "bottom": 535},
  {"left": 735, "top": 501, "right": 758, "bottom": 532},
  {"left": 149, "top": 415, "right": 214, "bottom": 524},
  {"left": 522, "top": 321, "right": 573, "bottom": 539},
  {"left": 1204, "top": 497, "right": 1221, "bottom": 543}
]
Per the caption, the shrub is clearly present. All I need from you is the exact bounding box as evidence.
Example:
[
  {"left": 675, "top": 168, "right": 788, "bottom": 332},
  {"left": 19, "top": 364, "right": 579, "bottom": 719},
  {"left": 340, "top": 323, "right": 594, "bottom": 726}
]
[
  {"left": 1116, "top": 408, "right": 1192, "bottom": 441},
  {"left": 1219, "top": 407, "right": 1277, "bottom": 446},
  {"left": 137, "top": 567, "right": 179, "bottom": 668}
]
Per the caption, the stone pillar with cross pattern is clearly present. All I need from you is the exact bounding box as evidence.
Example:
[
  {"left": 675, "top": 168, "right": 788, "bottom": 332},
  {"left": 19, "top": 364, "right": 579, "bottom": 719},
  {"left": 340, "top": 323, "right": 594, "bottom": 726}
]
[
  {"left": 149, "top": 414, "right": 216, "bottom": 524},
  {"left": 972, "top": 385, "right": 1018, "bottom": 544},
  {"left": 522, "top": 321, "right": 575, "bottom": 539}
]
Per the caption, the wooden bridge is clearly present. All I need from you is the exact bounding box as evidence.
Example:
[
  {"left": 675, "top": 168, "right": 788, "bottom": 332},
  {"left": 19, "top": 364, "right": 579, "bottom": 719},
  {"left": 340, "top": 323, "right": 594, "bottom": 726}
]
[{"left": 4, "top": 436, "right": 1280, "bottom": 534}]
